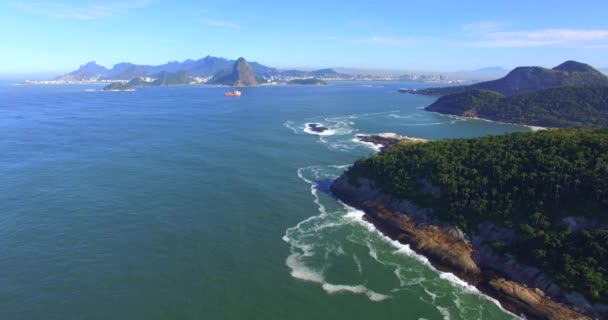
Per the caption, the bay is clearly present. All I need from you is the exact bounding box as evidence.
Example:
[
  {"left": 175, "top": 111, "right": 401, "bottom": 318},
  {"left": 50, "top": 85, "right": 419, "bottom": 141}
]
[{"left": 0, "top": 82, "right": 527, "bottom": 319}]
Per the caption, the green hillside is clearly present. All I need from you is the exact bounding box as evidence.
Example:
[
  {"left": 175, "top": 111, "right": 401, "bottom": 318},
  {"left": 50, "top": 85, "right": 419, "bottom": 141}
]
[{"left": 426, "top": 86, "right": 608, "bottom": 127}]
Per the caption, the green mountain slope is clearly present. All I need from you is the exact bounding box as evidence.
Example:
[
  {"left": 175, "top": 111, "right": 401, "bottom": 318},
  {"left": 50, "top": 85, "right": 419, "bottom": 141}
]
[
  {"left": 342, "top": 128, "right": 608, "bottom": 302},
  {"left": 126, "top": 70, "right": 192, "bottom": 87},
  {"left": 426, "top": 86, "right": 608, "bottom": 127}
]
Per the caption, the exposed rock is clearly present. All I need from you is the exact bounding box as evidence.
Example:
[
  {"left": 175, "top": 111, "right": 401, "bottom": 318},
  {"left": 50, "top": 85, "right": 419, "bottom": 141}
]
[
  {"left": 208, "top": 57, "right": 260, "bottom": 86},
  {"left": 490, "top": 278, "right": 591, "bottom": 320},
  {"left": 331, "top": 175, "right": 596, "bottom": 320},
  {"left": 355, "top": 133, "right": 428, "bottom": 151},
  {"left": 307, "top": 123, "right": 329, "bottom": 133},
  {"left": 331, "top": 176, "right": 479, "bottom": 275}
]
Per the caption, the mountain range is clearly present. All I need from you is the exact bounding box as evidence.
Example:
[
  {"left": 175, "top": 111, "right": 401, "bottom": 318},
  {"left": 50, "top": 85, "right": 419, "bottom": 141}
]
[
  {"left": 56, "top": 56, "right": 349, "bottom": 81},
  {"left": 404, "top": 61, "right": 608, "bottom": 97}
]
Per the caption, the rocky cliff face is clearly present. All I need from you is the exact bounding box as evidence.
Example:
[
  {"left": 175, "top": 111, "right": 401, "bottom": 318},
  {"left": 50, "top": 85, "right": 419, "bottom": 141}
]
[
  {"left": 330, "top": 175, "right": 597, "bottom": 320},
  {"left": 208, "top": 57, "right": 259, "bottom": 86},
  {"left": 331, "top": 177, "right": 479, "bottom": 274},
  {"left": 232, "top": 57, "right": 258, "bottom": 86}
]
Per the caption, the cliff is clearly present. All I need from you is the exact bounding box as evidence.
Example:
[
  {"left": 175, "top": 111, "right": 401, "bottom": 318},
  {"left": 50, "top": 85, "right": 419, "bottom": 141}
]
[
  {"left": 208, "top": 57, "right": 260, "bottom": 86},
  {"left": 330, "top": 129, "right": 608, "bottom": 319}
]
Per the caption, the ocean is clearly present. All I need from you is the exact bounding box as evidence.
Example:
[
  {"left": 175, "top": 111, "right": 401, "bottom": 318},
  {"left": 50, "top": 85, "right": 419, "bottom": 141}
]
[{"left": 0, "top": 82, "right": 529, "bottom": 319}]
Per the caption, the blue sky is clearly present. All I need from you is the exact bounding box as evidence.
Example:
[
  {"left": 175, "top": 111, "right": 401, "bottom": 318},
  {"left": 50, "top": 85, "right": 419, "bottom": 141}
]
[{"left": 1, "top": 0, "right": 608, "bottom": 74}]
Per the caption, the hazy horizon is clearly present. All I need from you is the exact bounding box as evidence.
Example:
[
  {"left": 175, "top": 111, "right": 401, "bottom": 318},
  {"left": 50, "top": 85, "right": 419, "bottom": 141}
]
[{"left": 2, "top": 0, "right": 608, "bottom": 74}]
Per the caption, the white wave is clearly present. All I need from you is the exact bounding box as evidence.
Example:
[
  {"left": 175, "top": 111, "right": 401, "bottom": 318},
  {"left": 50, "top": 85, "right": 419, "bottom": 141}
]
[
  {"left": 357, "top": 84, "right": 385, "bottom": 88},
  {"left": 286, "top": 252, "right": 324, "bottom": 283},
  {"left": 388, "top": 113, "right": 424, "bottom": 119},
  {"left": 322, "top": 283, "right": 391, "bottom": 301},
  {"left": 304, "top": 123, "right": 337, "bottom": 136},
  {"left": 399, "top": 122, "right": 445, "bottom": 126},
  {"left": 439, "top": 272, "right": 479, "bottom": 295},
  {"left": 283, "top": 121, "right": 299, "bottom": 134},
  {"left": 339, "top": 202, "right": 522, "bottom": 319},
  {"left": 351, "top": 137, "right": 382, "bottom": 153},
  {"left": 287, "top": 165, "right": 521, "bottom": 317},
  {"left": 527, "top": 125, "right": 546, "bottom": 132},
  {"left": 437, "top": 306, "right": 452, "bottom": 320},
  {"left": 423, "top": 287, "right": 440, "bottom": 304},
  {"left": 353, "top": 254, "right": 363, "bottom": 274},
  {"left": 296, "top": 167, "right": 328, "bottom": 216},
  {"left": 325, "top": 140, "right": 358, "bottom": 152},
  {"left": 328, "top": 164, "right": 351, "bottom": 170},
  {"left": 284, "top": 165, "right": 395, "bottom": 303}
]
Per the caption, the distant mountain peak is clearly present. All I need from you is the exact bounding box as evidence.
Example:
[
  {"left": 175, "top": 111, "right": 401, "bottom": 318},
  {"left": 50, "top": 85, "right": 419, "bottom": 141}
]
[
  {"left": 208, "top": 57, "right": 259, "bottom": 86},
  {"left": 231, "top": 58, "right": 258, "bottom": 86},
  {"left": 553, "top": 60, "right": 598, "bottom": 73}
]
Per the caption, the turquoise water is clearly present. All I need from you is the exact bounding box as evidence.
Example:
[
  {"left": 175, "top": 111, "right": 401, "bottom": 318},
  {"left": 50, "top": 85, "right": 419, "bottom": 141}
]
[{"left": 0, "top": 82, "right": 528, "bottom": 319}]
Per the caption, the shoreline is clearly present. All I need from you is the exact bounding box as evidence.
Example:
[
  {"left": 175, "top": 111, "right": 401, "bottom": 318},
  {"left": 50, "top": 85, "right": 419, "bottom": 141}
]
[
  {"left": 428, "top": 110, "right": 549, "bottom": 132},
  {"left": 330, "top": 175, "right": 594, "bottom": 320}
]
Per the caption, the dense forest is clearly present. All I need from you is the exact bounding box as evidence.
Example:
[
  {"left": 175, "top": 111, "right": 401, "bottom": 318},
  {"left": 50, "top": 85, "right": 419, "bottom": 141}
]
[
  {"left": 427, "top": 86, "right": 608, "bottom": 127},
  {"left": 345, "top": 129, "right": 608, "bottom": 302}
]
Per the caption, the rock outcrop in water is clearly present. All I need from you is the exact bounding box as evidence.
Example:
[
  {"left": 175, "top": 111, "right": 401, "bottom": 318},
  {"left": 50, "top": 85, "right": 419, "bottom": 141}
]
[
  {"left": 103, "top": 82, "right": 134, "bottom": 91},
  {"left": 306, "top": 123, "right": 329, "bottom": 133}
]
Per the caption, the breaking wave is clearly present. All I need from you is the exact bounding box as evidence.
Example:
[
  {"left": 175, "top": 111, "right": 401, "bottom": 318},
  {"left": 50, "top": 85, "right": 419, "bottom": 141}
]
[{"left": 284, "top": 164, "right": 521, "bottom": 319}]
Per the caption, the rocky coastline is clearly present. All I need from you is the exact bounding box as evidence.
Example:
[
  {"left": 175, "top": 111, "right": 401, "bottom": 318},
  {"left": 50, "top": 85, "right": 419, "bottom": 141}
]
[
  {"left": 330, "top": 175, "right": 599, "bottom": 320},
  {"left": 356, "top": 133, "right": 428, "bottom": 151}
]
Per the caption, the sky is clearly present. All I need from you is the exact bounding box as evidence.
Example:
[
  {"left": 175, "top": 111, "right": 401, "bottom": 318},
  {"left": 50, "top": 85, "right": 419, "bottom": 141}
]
[{"left": 1, "top": 0, "right": 608, "bottom": 75}]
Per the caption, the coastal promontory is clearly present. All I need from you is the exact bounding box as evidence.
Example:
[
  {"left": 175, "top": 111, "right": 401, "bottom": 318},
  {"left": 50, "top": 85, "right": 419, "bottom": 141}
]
[
  {"left": 331, "top": 128, "right": 608, "bottom": 319},
  {"left": 402, "top": 60, "right": 608, "bottom": 128}
]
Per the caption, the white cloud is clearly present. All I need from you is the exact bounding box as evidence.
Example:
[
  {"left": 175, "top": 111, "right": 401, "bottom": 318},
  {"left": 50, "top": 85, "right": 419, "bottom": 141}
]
[
  {"left": 200, "top": 18, "right": 240, "bottom": 29},
  {"left": 16, "top": 0, "right": 153, "bottom": 20},
  {"left": 464, "top": 23, "right": 608, "bottom": 47}
]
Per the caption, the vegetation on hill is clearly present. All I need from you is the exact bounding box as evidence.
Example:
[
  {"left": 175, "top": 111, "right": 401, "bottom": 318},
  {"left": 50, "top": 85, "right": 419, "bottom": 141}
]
[
  {"left": 426, "top": 86, "right": 608, "bottom": 127},
  {"left": 151, "top": 70, "right": 191, "bottom": 86},
  {"left": 103, "top": 82, "right": 133, "bottom": 91},
  {"left": 287, "top": 78, "right": 327, "bottom": 85},
  {"left": 126, "top": 70, "right": 192, "bottom": 87},
  {"left": 404, "top": 61, "right": 608, "bottom": 97},
  {"left": 344, "top": 129, "right": 608, "bottom": 302}
]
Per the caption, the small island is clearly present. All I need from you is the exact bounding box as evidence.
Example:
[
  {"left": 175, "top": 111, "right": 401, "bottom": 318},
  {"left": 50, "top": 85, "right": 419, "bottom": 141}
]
[
  {"left": 306, "top": 123, "right": 329, "bottom": 133},
  {"left": 287, "top": 78, "right": 327, "bottom": 86},
  {"left": 103, "top": 82, "right": 134, "bottom": 91}
]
